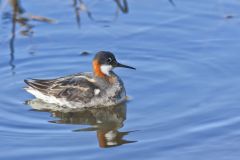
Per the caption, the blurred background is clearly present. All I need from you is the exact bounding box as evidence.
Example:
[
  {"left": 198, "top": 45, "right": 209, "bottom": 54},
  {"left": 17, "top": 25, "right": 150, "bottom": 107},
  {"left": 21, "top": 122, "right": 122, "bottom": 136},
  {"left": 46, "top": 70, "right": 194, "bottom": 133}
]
[{"left": 1, "top": 0, "right": 240, "bottom": 159}]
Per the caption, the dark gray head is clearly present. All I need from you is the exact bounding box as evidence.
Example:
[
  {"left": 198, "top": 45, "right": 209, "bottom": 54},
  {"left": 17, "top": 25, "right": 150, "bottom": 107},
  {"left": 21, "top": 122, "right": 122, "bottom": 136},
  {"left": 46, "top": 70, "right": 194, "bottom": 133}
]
[{"left": 93, "top": 51, "right": 135, "bottom": 77}]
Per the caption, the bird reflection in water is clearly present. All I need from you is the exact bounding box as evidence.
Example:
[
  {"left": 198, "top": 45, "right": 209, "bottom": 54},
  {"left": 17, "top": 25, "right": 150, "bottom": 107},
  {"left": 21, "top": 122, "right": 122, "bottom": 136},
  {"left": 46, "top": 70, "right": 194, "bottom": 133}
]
[{"left": 26, "top": 99, "right": 136, "bottom": 148}]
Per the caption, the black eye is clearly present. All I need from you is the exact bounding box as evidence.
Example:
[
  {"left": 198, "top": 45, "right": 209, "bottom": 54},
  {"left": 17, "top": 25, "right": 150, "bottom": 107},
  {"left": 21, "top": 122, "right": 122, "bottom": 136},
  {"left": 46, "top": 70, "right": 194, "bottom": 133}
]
[{"left": 107, "top": 57, "right": 112, "bottom": 63}]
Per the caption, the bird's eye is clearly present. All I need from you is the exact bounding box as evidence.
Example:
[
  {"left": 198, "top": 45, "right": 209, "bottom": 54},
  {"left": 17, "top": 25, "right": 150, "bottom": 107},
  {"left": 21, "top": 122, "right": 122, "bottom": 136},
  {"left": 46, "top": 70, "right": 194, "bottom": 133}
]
[{"left": 107, "top": 57, "right": 112, "bottom": 63}]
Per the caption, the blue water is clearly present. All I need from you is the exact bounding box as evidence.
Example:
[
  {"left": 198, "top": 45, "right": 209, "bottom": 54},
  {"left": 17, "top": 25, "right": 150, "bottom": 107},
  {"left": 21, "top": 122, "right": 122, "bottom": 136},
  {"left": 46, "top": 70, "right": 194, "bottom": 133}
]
[{"left": 1, "top": 0, "right": 240, "bottom": 159}]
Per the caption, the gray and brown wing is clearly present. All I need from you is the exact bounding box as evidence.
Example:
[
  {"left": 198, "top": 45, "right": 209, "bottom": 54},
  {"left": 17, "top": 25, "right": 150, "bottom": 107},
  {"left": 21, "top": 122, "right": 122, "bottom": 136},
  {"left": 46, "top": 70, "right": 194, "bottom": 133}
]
[{"left": 24, "top": 74, "right": 99, "bottom": 103}]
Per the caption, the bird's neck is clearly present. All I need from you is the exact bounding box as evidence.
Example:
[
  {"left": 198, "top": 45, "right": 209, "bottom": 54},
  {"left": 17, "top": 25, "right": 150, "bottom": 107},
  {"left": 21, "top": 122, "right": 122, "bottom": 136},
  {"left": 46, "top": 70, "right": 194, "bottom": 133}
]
[
  {"left": 93, "top": 60, "right": 106, "bottom": 78},
  {"left": 92, "top": 60, "right": 115, "bottom": 82},
  {"left": 93, "top": 70, "right": 118, "bottom": 87},
  {"left": 94, "top": 71, "right": 116, "bottom": 83}
]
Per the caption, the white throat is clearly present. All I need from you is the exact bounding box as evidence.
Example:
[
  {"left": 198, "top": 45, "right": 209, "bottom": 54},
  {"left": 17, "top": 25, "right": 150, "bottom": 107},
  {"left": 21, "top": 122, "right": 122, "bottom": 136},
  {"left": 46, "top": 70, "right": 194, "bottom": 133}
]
[{"left": 100, "top": 65, "right": 113, "bottom": 76}]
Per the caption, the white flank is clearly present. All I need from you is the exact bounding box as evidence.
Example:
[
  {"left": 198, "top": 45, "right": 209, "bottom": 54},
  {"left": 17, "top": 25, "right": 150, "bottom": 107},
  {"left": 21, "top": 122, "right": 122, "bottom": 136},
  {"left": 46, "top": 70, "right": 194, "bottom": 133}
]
[
  {"left": 25, "top": 88, "right": 56, "bottom": 103},
  {"left": 25, "top": 87, "right": 71, "bottom": 106}
]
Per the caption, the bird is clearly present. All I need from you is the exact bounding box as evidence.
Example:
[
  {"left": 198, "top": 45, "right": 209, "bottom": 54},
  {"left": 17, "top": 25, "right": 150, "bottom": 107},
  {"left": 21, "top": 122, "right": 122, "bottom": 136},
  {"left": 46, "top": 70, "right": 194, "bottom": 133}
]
[{"left": 24, "top": 51, "right": 136, "bottom": 108}]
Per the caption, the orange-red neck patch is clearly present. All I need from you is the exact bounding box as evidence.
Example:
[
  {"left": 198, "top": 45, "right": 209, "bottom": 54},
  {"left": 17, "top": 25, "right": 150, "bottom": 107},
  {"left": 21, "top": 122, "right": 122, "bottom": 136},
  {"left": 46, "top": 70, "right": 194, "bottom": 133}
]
[
  {"left": 93, "top": 60, "right": 116, "bottom": 84},
  {"left": 93, "top": 60, "right": 105, "bottom": 78}
]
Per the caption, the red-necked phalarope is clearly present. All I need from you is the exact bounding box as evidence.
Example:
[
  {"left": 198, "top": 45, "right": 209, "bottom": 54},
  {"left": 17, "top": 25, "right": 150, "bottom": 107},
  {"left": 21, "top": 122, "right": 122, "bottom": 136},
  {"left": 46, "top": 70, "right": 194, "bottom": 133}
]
[{"left": 24, "top": 51, "right": 135, "bottom": 108}]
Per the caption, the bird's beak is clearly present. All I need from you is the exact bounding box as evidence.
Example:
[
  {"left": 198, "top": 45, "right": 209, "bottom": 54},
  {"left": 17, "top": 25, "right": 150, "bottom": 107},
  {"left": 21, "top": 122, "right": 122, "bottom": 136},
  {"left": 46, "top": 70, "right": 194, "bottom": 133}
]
[{"left": 115, "top": 62, "right": 136, "bottom": 70}]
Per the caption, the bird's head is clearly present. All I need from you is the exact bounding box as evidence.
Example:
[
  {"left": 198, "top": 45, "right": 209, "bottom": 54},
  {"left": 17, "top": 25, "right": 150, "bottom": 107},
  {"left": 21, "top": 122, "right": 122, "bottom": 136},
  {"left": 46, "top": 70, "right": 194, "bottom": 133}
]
[{"left": 92, "top": 51, "right": 135, "bottom": 78}]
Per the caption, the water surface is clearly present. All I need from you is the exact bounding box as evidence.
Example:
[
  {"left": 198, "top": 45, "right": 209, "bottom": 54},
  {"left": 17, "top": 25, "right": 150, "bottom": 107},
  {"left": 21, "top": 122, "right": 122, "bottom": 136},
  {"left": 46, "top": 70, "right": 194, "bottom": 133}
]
[{"left": 1, "top": 0, "right": 240, "bottom": 159}]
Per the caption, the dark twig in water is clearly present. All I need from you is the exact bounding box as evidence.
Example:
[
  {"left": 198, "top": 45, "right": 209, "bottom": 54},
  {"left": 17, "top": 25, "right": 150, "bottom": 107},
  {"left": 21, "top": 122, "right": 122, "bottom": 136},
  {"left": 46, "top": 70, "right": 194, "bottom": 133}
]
[
  {"left": 114, "top": 0, "right": 128, "bottom": 13},
  {"left": 168, "top": 0, "right": 175, "bottom": 6},
  {"left": 8, "top": 0, "right": 21, "bottom": 74},
  {"left": 73, "top": 0, "right": 81, "bottom": 27},
  {"left": 5, "top": 0, "right": 55, "bottom": 74},
  {"left": 79, "top": 0, "right": 94, "bottom": 21},
  {"left": 71, "top": 0, "right": 129, "bottom": 25},
  {"left": 72, "top": 0, "right": 94, "bottom": 27},
  {"left": 9, "top": 13, "right": 16, "bottom": 75}
]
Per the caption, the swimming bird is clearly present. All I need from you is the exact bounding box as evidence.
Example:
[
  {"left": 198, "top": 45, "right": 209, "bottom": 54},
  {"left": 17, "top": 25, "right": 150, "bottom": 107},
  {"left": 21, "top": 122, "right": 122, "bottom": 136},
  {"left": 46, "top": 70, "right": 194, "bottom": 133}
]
[{"left": 24, "top": 51, "right": 135, "bottom": 108}]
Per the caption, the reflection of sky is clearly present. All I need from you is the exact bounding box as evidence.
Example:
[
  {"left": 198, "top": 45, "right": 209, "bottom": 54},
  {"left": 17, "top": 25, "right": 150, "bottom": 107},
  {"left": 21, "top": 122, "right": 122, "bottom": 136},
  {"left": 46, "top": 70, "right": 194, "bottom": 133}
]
[
  {"left": 0, "top": 0, "right": 132, "bottom": 74},
  {"left": 1, "top": 0, "right": 240, "bottom": 158},
  {"left": 1, "top": 0, "right": 240, "bottom": 75}
]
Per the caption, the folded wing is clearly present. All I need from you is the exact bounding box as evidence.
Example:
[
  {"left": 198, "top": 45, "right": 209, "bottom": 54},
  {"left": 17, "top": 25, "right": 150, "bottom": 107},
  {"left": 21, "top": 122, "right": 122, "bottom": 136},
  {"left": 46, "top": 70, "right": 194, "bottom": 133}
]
[{"left": 24, "top": 74, "right": 99, "bottom": 103}]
